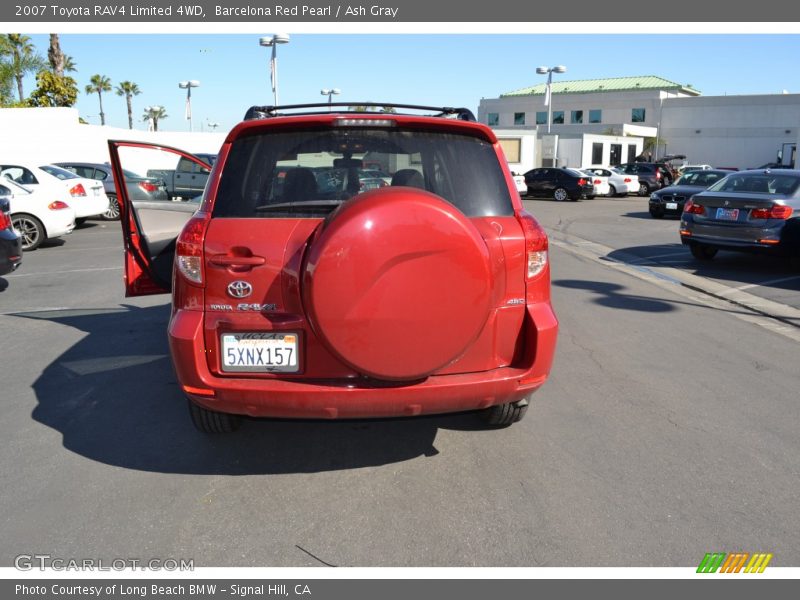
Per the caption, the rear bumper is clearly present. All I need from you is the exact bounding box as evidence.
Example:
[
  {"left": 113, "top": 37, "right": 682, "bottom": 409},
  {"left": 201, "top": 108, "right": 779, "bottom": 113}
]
[
  {"left": 70, "top": 194, "right": 110, "bottom": 219},
  {"left": 0, "top": 230, "right": 22, "bottom": 275},
  {"left": 168, "top": 303, "right": 558, "bottom": 419},
  {"left": 680, "top": 218, "right": 792, "bottom": 254}
]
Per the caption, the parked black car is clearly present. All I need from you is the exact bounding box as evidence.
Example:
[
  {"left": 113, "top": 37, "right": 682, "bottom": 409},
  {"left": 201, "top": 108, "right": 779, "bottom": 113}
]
[
  {"left": 0, "top": 196, "right": 22, "bottom": 276},
  {"left": 616, "top": 162, "right": 674, "bottom": 195},
  {"left": 54, "top": 162, "right": 169, "bottom": 220},
  {"left": 523, "top": 167, "right": 595, "bottom": 201},
  {"left": 648, "top": 169, "right": 732, "bottom": 218},
  {"left": 680, "top": 169, "right": 800, "bottom": 261}
]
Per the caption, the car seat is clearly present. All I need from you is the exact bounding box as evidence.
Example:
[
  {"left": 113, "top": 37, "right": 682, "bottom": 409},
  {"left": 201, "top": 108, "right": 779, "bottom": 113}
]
[
  {"left": 391, "top": 169, "right": 425, "bottom": 190},
  {"left": 281, "top": 168, "right": 317, "bottom": 203}
]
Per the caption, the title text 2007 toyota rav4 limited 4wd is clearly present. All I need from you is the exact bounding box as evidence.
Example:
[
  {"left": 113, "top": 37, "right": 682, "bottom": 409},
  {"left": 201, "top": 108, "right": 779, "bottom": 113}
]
[{"left": 109, "top": 103, "right": 558, "bottom": 433}]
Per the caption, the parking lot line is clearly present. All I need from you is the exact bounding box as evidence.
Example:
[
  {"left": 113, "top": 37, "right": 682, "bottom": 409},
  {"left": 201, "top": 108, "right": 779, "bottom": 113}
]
[
  {"left": 724, "top": 275, "right": 800, "bottom": 293},
  {"left": 5, "top": 266, "right": 122, "bottom": 278}
]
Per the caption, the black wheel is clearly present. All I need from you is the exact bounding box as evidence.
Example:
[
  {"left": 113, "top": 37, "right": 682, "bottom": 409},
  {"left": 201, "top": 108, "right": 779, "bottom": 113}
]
[
  {"left": 638, "top": 182, "right": 651, "bottom": 196},
  {"left": 586, "top": 195, "right": 595, "bottom": 200},
  {"left": 553, "top": 187, "right": 568, "bottom": 202},
  {"left": 690, "top": 243, "right": 718, "bottom": 261},
  {"left": 188, "top": 399, "right": 242, "bottom": 433},
  {"left": 103, "top": 194, "right": 120, "bottom": 220},
  {"left": 649, "top": 207, "right": 665, "bottom": 219},
  {"left": 75, "top": 217, "right": 87, "bottom": 226},
  {"left": 609, "top": 184, "right": 618, "bottom": 197},
  {"left": 480, "top": 398, "right": 529, "bottom": 427},
  {"left": 12, "top": 213, "right": 45, "bottom": 251}
]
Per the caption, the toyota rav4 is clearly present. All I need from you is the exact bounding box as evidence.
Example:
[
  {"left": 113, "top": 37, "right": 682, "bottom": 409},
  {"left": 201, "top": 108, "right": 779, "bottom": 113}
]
[{"left": 109, "top": 103, "right": 558, "bottom": 433}]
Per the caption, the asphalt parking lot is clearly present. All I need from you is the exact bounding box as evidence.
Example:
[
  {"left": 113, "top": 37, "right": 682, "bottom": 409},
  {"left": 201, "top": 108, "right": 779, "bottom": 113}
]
[
  {"left": 524, "top": 194, "right": 800, "bottom": 328},
  {"left": 1, "top": 206, "right": 798, "bottom": 568}
]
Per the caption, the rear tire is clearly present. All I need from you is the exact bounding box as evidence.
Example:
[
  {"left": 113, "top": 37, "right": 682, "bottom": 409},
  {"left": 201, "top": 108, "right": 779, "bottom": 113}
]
[
  {"left": 609, "top": 184, "right": 617, "bottom": 197},
  {"left": 553, "top": 187, "right": 568, "bottom": 202},
  {"left": 11, "top": 213, "right": 45, "bottom": 251},
  {"left": 103, "top": 194, "right": 120, "bottom": 220},
  {"left": 690, "top": 243, "right": 718, "bottom": 260},
  {"left": 638, "top": 182, "right": 651, "bottom": 196},
  {"left": 188, "top": 400, "right": 242, "bottom": 433},
  {"left": 480, "top": 398, "right": 529, "bottom": 427}
]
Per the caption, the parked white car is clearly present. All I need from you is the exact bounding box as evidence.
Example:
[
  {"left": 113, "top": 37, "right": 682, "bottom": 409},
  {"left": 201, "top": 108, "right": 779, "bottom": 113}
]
[
  {"left": 604, "top": 167, "right": 641, "bottom": 196},
  {"left": 577, "top": 169, "right": 610, "bottom": 197},
  {"left": 510, "top": 171, "right": 527, "bottom": 195},
  {"left": 0, "top": 177, "right": 76, "bottom": 250},
  {"left": 677, "top": 164, "right": 713, "bottom": 175},
  {"left": 0, "top": 162, "right": 108, "bottom": 223}
]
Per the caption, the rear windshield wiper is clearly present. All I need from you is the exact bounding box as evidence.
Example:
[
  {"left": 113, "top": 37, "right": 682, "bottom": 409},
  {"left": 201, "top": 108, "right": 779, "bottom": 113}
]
[{"left": 255, "top": 200, "right": 344, "bottom": 212}]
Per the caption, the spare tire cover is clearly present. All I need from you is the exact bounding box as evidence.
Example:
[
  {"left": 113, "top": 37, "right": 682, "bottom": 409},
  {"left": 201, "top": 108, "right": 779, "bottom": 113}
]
[{"left": 303, "top": 186, "right": 493, "bottom": 381}]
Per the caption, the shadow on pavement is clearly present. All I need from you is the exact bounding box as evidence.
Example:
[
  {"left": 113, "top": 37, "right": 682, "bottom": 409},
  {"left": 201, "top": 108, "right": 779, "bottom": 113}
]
[
  {"left": 553, "top": 279, "right": 677, "bottom": 313},
  {"left": 607, "top": 245, "right": 800, "bottom": 292},
  {"left": 10, "top": 304, "right": 484, "bottom": 475}
]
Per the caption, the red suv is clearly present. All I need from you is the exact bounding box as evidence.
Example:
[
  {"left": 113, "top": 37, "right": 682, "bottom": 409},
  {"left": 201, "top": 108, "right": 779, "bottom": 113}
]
[{"left": 109, "top": 103, "right": 558, "bottom": 433}]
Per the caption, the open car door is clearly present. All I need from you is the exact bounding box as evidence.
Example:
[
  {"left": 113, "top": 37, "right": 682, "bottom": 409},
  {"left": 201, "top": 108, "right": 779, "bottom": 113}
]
[{"left": 108, "top": 140, "right": 213, "bottom": 296}]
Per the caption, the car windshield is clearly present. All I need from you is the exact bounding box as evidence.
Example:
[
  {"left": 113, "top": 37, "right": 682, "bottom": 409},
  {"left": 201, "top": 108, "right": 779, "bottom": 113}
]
[
  {"left": 40, "top": 165, "right": 80, "bottom": 180},
  {"left": 707, "top": 173, "right": 800, "bottom": 195},
  {"left": 215, "top": 127, "right": 513, "bottom": 218}
]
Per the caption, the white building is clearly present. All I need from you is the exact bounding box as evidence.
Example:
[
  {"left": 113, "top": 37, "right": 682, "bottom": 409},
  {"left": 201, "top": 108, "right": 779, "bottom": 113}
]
[{"left": 479, "top": 75, "right": 800, "bottom": 170}]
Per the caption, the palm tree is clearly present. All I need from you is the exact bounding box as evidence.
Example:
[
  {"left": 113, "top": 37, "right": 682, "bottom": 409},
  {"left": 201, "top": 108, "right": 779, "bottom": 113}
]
[
  {"left": 3, "top": 34, "right": 46, "bottom": 102},
  {"left": 63, "top": 55, "right": 77, "bottom": 73},
  {"left": 85, "top": 74, "right": 111, "bottom": 125},
  {"left": 47, "top": 33, "right": 64, "bottom": 77},
  {"left": 142, "top": 106, "right": 168, "bottom": 132},
  {"left": 116, "top": 81, "right": 141, "bottom": 129}
]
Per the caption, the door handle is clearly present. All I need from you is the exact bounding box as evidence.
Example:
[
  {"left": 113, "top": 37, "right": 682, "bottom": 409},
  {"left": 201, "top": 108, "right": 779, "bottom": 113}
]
[{"left": 209, "top": 254, "right": 266, "bottom": 267}]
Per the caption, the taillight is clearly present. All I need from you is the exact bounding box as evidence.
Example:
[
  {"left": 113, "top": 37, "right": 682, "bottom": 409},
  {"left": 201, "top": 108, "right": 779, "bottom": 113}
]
[
  {"left": 593, "top": 179, "right": 602, "bottom": 185},
  {"left": 577, "top": 178, "right": 587, "bottom": 186},
  {"left": 48, "top": 201, "right": 70, "bottom": 210},
  {"left": 624, "top": 177, "right": 632, "bottom": 183},
  {"left": 176, "top": 212, "right": 210, "bottom": 285},
  {"left": 138, "top": 181, "right": 158, "bottom": 193},
  {"left": 517, "top": 211, "right": 549, "bottom": 280},
  {"left": 656, "top": 171, "right": 661, "bottom": 180},
  {"left": 69, "top": 183, "right": 86, "bottom": 197},
  {"left": 751, "top": 205, "right": 793, "bottom": 220},
  {"left": 683, "top": 199, "right": 705, "bottom": 215},
  {"left": 0, "top": 210, "right": 10, "bottom": 229}
]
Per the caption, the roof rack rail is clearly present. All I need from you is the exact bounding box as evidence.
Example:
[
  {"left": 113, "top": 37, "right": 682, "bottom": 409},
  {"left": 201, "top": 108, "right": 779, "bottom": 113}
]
[{"left": 243, "top": 102, "right": 476, "bottom": 122}]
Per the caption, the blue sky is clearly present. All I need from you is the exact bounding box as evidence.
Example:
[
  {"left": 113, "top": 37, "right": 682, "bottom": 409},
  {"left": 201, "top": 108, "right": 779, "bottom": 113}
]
[{"left": 18, "top": 34, "right": 800, "bottom": 132}]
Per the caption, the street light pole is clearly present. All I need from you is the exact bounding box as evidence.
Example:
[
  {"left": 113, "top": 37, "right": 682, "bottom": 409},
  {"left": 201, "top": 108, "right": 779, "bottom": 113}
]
[
  {"left": 178, "top": 80, "right": 200, "bottom": 132},
  {"left": 260, "top": 34, "right": 290, "bottom": 106},
  {"left": 536, "top": 65, "right": 567, "bottom": 134},
  {"left": 321, "top": 88, "right": 340, "bottom": 109}
]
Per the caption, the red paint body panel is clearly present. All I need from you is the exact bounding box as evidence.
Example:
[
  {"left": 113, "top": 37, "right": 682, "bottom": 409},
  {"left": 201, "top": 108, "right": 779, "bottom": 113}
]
[{"left": 170, "top": 303, "right": 557, "bottom": 419}]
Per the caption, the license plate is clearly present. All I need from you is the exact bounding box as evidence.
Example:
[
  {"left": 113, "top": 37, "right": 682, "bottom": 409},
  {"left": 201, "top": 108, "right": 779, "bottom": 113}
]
[
  {"left": 715, "top": 207, "right": 739, "bottom": 221},
  {"left": 221, "top": 332, "right": 299, "bottom": 372},
  {"left": 666, "top": 202, "right": 678, "bottom": 210}
]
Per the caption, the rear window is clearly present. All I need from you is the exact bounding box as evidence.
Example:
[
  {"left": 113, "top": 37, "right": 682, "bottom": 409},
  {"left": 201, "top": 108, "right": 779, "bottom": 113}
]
[
  {"left": 708, "top": 173, "right": 800, "bottom": 195},
  {"left": 40, "top": 165, "right": 79, "bottom": 180},
  {"left": 214, "top": 127, "right": 513, "bottom": 218},
  {"left": 677, "top": 171, "right": 726, "bottom": 186}
]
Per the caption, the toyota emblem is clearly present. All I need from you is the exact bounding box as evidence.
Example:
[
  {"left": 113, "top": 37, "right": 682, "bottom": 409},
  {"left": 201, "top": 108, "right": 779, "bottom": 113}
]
[{"left": 227, "top": 280, "right": 253, "bottom": 298}]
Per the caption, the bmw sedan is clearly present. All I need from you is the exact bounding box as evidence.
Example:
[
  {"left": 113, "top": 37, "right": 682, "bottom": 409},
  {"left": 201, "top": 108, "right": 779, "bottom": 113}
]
[
  {"left": 649, "top": 169, "right": 731, "bottom": 218},
  {"left": 523, "top": 167, "right": 595, "bottom": 201},
  {"left": 680, "top": 169, "right": 800, "bottom": 261}
]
